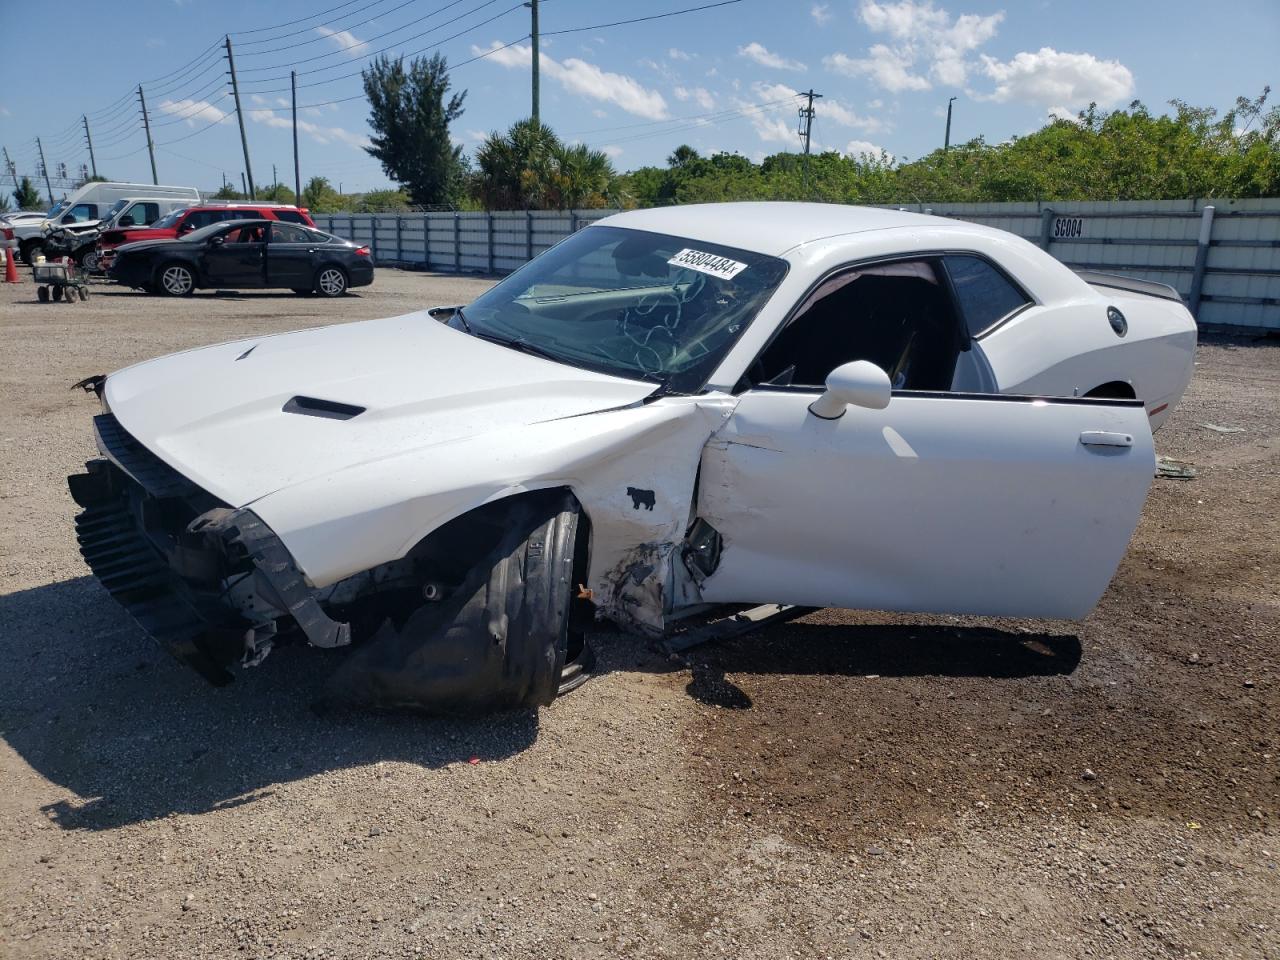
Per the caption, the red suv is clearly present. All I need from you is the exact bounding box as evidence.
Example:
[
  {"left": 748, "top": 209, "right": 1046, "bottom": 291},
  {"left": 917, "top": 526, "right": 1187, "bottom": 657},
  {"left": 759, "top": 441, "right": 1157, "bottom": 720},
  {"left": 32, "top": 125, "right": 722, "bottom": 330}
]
[{"left": 97, "top": 203, "right": 315, "bottom": 272}]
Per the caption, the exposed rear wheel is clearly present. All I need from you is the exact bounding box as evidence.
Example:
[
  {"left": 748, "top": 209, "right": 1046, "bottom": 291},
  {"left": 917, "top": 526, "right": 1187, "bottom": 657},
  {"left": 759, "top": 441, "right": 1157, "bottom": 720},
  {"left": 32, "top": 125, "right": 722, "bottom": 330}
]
[{"left": 316, "top": 266, "right": 347, "bottom": 297}]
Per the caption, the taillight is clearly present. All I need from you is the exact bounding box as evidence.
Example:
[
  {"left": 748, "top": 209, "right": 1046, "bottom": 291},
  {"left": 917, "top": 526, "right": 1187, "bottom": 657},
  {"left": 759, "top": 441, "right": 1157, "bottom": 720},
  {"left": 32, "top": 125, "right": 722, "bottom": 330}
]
[
  {"left": 355, "top": 246, "right": 371, "bottom": 257},
  {"left": 2, "top": 228, "right": 12, "bottom": 240}
]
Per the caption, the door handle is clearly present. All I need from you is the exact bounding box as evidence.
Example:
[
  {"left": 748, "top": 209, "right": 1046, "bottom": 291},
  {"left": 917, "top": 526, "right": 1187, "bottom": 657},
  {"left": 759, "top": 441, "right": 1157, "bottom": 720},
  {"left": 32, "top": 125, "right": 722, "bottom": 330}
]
[{"left": 1080, "top": 431, "right": 1133, "bottom": 448}]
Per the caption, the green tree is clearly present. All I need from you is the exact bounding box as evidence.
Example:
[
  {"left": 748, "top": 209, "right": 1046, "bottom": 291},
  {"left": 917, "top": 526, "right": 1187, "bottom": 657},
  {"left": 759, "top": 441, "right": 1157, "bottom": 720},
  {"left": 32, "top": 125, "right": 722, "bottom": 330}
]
[
  {"left": 0, "top": 193, "right": 11, "bottom": 214},
  {"left": 301, "top": 176, "right": 343, "bottom": 213},
  {"left": 211, "top": 184, "right": 243, "bottom": 200},
  {"left": 471, "top": 120, "right": 617, "bottom": 209},
  {"left": 13, "top": 177, "right": 42, "bottom": 210},
  {"left": 362, "top": 52, "right": 467, "bottom": 206},
  {"left": 258, "top": 183, "right": 297, "bottom": 204},
  {"left": 354, "top": 189, "right": 411, "bottom": 212}
]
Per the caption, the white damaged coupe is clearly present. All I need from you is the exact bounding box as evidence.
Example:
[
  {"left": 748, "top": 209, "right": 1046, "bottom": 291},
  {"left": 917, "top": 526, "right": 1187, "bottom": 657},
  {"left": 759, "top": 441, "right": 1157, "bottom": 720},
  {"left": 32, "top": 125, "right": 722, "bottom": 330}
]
[{"left": 68, "top": 203, "right": 1197, "bottom": 711}]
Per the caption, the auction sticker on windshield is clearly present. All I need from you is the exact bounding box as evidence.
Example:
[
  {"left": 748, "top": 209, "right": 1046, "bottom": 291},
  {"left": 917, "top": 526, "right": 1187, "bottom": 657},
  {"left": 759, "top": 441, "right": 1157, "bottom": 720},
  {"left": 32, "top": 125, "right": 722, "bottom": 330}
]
[{"left": 667, "top": 248, "right": 749, "bottom": 280}]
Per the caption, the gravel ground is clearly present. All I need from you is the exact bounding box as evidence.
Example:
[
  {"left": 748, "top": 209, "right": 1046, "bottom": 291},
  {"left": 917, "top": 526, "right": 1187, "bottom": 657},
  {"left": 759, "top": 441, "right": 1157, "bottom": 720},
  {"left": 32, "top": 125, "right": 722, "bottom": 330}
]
[{"left": 1, "top": 269, "right": 1276, "bottom": 959}]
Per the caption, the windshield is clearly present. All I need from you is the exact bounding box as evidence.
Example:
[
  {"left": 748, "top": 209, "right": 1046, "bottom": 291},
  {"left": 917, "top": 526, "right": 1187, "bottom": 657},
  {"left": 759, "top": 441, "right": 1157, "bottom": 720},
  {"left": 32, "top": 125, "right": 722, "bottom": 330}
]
[
  {"left": 104, "top": 199, "right": 129, "bottom": 221},
  {"left": 460, "top": 226, "right": 787, "bottom": 392},
  {"left": 152, "top": 208, "right": 187, "bottom": 229},
  {"left": 47, "top": 200, "right": 69, "bottom": 219}
]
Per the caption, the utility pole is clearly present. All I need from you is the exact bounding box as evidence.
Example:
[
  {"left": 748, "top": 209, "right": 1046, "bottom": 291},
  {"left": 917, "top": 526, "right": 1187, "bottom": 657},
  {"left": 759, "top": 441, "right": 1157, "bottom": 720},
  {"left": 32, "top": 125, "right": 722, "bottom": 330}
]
[
  {"left": 525, "top": 0, "right": 540, "bottom": 124},
  {"left": 944, "top": 96, "right": 956, "bottom": 152},
  {"left": 272, "top": 163, "right": 278, "bottom": 191},
  {"left": 138, "top": 86, "right": 158, "bottom": 184},
  {"left": 291, "top": 70, "right": 301, "bottom": 201},
  {"left": 2, "top": 146, "right": 17, "bottom": 189},
  {"left": 36, "top": 137, "right": 54, "bottom": 204},
  {"left": 797, "top": 88, "right": 822, "bottom": 197},
  {"left": 241, "top": 171, "right": 247, "bottom": 195},
  {"left": 82, "top": 115, "right": 98, "bottom": 178},
  {"left": 225, "top": 35, "right": 256, "bottom": 199}
]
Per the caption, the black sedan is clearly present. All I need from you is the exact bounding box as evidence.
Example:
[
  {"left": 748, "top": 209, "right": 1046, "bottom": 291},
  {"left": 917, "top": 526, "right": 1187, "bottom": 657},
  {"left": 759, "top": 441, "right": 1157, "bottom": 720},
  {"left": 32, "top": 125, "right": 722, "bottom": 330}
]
[{"left": 108, "top": 219, "right": 375, "bottom": 297}]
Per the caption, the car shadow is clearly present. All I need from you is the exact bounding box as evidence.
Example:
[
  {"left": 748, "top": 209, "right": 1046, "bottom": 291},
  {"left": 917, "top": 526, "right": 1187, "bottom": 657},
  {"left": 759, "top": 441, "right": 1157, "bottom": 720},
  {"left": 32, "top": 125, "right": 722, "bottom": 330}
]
[
  {"left": 0, "top": 577, "right": 537, "bottom": 832},
  {"left": 669, "top": 619, "right": 1081, "bottom": 709}
]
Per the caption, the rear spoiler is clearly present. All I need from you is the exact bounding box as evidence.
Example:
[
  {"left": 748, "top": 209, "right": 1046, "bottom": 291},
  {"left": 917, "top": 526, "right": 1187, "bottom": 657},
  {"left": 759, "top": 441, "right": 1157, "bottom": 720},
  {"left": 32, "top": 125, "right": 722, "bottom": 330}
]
[{"left": 1073, "top": 269, "right": 1184, "bottom": 304}]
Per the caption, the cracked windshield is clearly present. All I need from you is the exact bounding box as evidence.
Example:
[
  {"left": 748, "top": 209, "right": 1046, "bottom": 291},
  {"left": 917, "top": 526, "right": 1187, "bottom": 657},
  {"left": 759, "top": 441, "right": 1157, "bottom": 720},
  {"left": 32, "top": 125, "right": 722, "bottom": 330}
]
[{"left": 458, "top": 225, "right": 788, "bottom": 392}]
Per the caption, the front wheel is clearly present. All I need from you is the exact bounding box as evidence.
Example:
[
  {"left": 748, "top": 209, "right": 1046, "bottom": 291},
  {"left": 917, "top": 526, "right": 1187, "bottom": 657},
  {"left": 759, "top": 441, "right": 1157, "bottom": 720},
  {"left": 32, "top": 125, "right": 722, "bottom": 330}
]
[
  {"left": 158, "top": 263, "right": 195, "bottom": 297},
  {"left": 20, "top": 240, "right": 44, "bottom": 265},
  {"left": 79, "top": 248, "right": 100, "bottom": 272},
  {"left": 315, "top": 265, "right": 347, "bottom": 297}
]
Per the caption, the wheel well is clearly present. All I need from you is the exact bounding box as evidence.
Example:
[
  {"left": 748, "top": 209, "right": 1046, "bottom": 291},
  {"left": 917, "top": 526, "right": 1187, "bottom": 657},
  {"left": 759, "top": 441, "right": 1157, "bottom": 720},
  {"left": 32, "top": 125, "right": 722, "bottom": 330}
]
[{"left": 1083, "top": 380, "right": 1136, "bottom": 399}]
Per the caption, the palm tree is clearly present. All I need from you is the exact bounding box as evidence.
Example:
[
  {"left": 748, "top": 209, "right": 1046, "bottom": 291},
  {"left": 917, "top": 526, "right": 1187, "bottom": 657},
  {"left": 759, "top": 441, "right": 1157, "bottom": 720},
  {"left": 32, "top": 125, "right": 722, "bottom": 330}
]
[{"left": 472, "top": 120, "right": 617, "bottom": 210}]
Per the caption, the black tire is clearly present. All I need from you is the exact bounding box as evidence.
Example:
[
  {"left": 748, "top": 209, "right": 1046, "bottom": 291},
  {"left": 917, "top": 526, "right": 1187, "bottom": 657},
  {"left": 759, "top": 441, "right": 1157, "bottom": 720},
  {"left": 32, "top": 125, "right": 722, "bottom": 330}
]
[
  {"left": 326, "top": 492, "right": 586, "bottom": 712},
  {"left": 156, "top": 262, "right": 196, "bottom": 297},
  {"left": 19, "top": 240, "right": 43, "bottom": 265},
  {"left": 52, "top": 285, "right": 64, "bottom": 301},
  {"left": 314, "top": 265, "right": 348, "bottom": 297},
  {"left": 78, "top": 286, "right": 89, "bottom": 301},
  {"left": 37, "top": 286, "right": 49, "bottom": 303}
]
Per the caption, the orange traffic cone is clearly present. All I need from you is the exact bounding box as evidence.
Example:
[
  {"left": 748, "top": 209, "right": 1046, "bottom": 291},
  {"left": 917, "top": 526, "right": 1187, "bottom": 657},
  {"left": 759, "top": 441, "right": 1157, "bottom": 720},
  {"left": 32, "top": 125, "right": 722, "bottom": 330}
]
[{"left": 3, "top": 247, "right": 18, "bottom": 284}]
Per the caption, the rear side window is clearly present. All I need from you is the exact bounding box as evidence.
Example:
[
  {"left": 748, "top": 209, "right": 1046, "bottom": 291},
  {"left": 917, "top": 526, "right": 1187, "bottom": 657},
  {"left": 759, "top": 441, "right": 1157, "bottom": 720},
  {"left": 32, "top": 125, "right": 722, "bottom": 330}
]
[
  {"left": 273, "top": 210, "right": 307, "bottom": 224},
  {"left": 185, "top": 210, "right": 224, "bottom": 229},
  {"left": 944, "top": 255, "right": 1031, "bottom": 337},
  {"left": 126, "top": 202, "right": 159, "bottom": 225},
  {"left": 270, "top": 223, "right": 311, "bottom": 243}
]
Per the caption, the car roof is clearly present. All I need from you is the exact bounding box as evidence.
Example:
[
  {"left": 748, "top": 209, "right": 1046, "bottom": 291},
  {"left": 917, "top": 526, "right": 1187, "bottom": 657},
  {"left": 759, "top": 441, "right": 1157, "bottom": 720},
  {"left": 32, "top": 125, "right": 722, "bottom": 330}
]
[{"left": 594, "top": 202, "right": 970, "bottom": 257}]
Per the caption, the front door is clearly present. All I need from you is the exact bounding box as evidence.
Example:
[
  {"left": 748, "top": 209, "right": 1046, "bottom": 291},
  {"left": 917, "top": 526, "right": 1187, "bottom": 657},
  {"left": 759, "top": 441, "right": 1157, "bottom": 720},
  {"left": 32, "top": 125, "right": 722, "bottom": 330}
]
[
  {"left": 200, "top": 224, "right": 266, "bottom": 288},
  {"left": 695, "top": 388, "right": 1154, "bottom": 620}
]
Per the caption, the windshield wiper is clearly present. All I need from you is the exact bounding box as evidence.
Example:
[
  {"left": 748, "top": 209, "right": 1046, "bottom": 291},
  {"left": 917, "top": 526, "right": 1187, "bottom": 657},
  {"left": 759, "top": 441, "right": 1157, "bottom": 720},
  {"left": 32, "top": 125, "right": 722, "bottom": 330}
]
[{"left": 485, "top": 335, "right": 565, "bottom": 364}]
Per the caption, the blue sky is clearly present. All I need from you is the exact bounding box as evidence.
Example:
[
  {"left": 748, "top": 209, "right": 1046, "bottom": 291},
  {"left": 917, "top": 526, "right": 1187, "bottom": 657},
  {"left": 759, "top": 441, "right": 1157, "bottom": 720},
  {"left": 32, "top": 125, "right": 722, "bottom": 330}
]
[{"left": 2, "top": 0, "right": 1277, "bottom": 197}]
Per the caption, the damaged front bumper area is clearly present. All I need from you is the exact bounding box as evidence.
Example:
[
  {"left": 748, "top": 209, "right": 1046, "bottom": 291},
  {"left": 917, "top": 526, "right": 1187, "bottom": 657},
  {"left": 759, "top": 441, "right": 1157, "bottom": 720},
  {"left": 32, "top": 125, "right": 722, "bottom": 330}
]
[{"left": 67, "top": 414, "right": 588, "bottom": 711}]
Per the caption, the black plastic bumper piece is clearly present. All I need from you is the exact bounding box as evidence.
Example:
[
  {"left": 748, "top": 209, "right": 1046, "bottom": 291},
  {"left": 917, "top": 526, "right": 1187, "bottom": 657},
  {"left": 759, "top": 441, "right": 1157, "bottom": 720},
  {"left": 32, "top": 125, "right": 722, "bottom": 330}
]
[{"left": 69, "top": 459, "right": 240, "bottom": 685}]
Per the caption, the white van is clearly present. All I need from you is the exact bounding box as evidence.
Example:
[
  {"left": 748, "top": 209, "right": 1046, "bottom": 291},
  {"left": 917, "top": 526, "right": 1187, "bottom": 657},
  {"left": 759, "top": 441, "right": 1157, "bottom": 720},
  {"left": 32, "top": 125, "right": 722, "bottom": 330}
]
[{"left": 12, "top": 181, "right": 200, "bottom": 263}]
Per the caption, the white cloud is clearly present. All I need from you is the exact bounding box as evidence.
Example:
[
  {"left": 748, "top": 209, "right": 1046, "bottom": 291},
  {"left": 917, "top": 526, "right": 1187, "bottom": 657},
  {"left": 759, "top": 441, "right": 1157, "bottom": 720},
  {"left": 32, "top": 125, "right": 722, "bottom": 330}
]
[
  {"left": 314, "top": 26, "right": 370, "bottom": 58},
  {"left": 158, "top": 98, "right": 229, "bottom": 126},
  {"left": 668, "top": 47, "right": 692, "bottom": 61},
  {"left": 826, "top": 46, "right": 929, "bottom": 92},
  {"left": 740, "top": 82, "right": 886, "bottom": 146},
  {"left": 1048, "top": 106, "right": 1084, "bottom": 124},
  {"left": 757, "top": 82, "right": 885, "bottom": 134},
  {"left": 248, "top": 107, "right": 370, "bottom": 149},
  {"left": 601, "top": 145, "right": 623, "bottom": 158},
  {"left": 977, "top": 47, "right": 1135, "bottom": 110},
  {"left": 825, "top": 0, "right": 1003, "bottom": 91},
  {"left": 475, "top": 42, "right": 668, "bottom": 119},
  {"left": 738, "top": 41, "right": 806, "bottom": 72},
  {"left": 592, "top": 108, "right": 608, "bottom": 118},
  {"left": 674, "top": 86, "right": 716, "bottom": 110},
  {"left": 466, "top": 129, "right": 488, "bottom": 142},
  {"left": 811, "top": 3, "right": 833, "bottom": 24},
  {"left": 845, "top": 139, "right": 888, "bottom": 157}
]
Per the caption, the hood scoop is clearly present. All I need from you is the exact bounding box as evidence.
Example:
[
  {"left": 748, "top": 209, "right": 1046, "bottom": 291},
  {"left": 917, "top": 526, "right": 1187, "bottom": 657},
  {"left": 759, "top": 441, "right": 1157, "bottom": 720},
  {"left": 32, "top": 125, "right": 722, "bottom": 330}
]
[{"left": 282, "top": 396, "right": 366, "bottom": 421}]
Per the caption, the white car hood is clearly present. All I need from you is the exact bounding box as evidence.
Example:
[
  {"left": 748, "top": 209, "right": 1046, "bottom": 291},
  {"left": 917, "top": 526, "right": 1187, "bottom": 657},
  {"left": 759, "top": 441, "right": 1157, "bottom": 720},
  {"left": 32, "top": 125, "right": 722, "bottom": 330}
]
[{"left": 102, "top": 310, "right": 655, "bottom": 506}]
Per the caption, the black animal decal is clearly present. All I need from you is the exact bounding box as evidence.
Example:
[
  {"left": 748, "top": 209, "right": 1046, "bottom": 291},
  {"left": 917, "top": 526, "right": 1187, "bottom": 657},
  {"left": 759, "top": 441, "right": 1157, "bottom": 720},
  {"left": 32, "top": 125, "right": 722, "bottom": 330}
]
[{"left": 626, "top": 487, "right": 656, "bottom": 511}]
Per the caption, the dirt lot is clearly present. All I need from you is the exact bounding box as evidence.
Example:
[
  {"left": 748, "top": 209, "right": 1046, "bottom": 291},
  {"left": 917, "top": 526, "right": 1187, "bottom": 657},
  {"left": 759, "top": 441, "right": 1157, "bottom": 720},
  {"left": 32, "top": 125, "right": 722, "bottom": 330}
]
[{"left": 1, "top": 269, "right": 1276, "bottom": 960}]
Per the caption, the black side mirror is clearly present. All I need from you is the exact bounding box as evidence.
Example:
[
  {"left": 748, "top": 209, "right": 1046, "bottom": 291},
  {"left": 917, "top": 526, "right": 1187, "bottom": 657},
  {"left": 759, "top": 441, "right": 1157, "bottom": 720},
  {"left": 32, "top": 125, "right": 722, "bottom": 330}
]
[
  {"left": 119, "top": 215, "right": 135, "bottom": 227},
  {"left": 208, "top": 235, "right": 225, "bottom": 247},
  {"left": 62, "top": 214, "right": 75, "bottom": 223}
]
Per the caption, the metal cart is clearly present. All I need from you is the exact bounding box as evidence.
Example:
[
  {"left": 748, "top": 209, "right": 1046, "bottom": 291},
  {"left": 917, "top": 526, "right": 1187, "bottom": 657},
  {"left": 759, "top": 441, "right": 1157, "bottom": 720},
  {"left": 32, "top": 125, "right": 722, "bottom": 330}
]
[{"left": 32, "top": 260, "right": 90, "bottom": 303}]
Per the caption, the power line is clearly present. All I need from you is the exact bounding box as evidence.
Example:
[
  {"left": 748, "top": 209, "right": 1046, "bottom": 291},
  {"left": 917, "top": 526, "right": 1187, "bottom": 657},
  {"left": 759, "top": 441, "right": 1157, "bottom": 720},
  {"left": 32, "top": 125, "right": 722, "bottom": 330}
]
[
  {"left": 231, "top": 0, "right": 370, "bottom": 36},
  {"left": 237, "top": 0, "right": 436, "bottom": 57},
  {"left": 541, "top": 0, "right": 743, "bottom": 37},
  {"left": 239, "top": 0, "right": 518, "bottom": 89}
]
